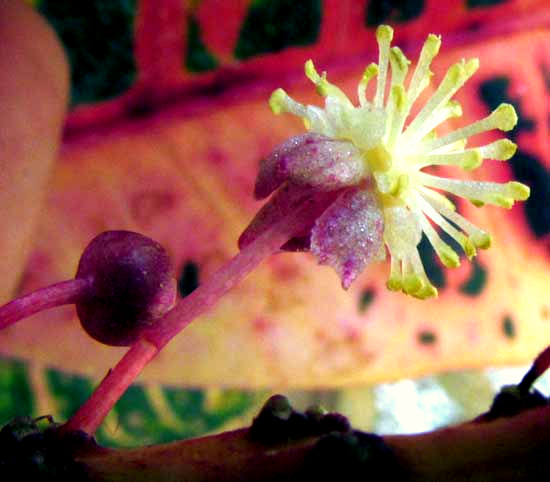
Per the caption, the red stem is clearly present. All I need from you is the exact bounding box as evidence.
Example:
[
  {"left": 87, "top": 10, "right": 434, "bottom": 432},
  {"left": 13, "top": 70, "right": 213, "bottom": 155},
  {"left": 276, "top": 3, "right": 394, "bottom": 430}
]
[
  {"left": 0, "top": 278, "right": 91, "bottom": 330},
  {"left": 62, "top": 337, "right": 158, "bottom": 436},
  {"left": 64, "top": 196, "right": 332, "bottom": 435}
]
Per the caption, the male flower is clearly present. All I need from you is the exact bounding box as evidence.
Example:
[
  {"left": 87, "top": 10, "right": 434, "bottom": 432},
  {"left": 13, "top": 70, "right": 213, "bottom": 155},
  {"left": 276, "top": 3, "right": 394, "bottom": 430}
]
[{"left": 240, "top": 25, "right": 529, "bottom": 299}]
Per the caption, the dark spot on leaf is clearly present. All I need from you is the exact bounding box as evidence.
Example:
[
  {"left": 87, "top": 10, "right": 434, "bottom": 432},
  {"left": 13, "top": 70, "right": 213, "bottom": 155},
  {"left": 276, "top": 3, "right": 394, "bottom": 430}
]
[
  {"left": 365, "top": 0, "right": 425, "bottom": 26},
  {"left": 38, "top": 0, "right": 137, "bottom": 105},
  {"left": 418, "top": 235, "right": 445, "bottom": 289},
  {"left": 358, "top": 288, "right": 375, "bottom": 314},
  {"left": 235, "top": 0, "right": 321, "bottom": 59},
  {"left": 502, "top": 315, "right": 516, "bottom": 339},
  {"left": 417, "top": 329, "right": 437, "bottom": 345},
  {"left": 178, "top": 261, "right": 200, "bottom": 297},
  {"left": 185, "top": 14, "right": 218, "bottom": 72},
  {"left": 479, "top": 77, "right": 550, "bottom": 238},
  {"left": 466, "top": 0, "right": 508, "bottom": 7},
  {"left": 459, "top": 259, "right": 487, "bottom": 296}
]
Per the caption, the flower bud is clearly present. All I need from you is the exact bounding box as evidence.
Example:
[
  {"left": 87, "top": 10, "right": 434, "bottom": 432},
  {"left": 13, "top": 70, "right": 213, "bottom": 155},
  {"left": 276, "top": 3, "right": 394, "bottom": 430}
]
[{"left": 75, "top": 231, "right": 176, "bottom": 346}]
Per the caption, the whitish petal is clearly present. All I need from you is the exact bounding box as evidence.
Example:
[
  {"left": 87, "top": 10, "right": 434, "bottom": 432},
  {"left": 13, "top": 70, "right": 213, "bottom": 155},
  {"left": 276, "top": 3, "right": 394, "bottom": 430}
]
[{"left": 311, "top": 187, "right": 385, "bottom": 289}]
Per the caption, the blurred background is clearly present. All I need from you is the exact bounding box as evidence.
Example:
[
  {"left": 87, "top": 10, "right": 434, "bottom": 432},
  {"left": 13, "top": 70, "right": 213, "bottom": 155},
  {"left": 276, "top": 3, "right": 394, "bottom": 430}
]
[{"left": 0, "top": 0, "right": 548, "bottom": 447}]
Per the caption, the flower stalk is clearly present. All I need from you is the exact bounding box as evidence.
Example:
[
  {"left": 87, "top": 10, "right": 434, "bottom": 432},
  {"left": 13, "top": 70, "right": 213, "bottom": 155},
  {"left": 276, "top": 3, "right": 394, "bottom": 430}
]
[
  {"left": 0, "top": 278, "right": 91, "bottom": 330},
  {"left": 63, "top": 193, "right": 335, "bottom": 435}
]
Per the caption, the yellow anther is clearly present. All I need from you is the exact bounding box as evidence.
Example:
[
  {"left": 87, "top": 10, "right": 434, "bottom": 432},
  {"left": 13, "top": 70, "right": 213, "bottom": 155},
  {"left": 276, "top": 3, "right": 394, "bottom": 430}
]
[
  {"left": 489, "top": 194, "right": 514, "bottom": 209},
  {"left": 462, "top": 238, "right": 477, "bottom": 259},
  {"left": 269, "top": 88, "right": 287, "bottom": 114},
  {"left": 376, "top": 24, "right": 394, "bottom": 43},
  {"left": 491, "top": 103, "right": 518, "bottom": 131},
  {"left": 471, "top": 232, "right": 492, "bottom": 249},
  {"left": 361, "top": 63, "right": 379, "bottom": 84},
  {"left": 482, "top": 139, "right": 517, "bottom": 160},
  {"left": 461, "top": 150, "right": 483, "bottom": 171},
  {"left": 386, "top": 277, "right": 402, "bottom": 291},
  {"left": 403, "top": 274, "right": 423, "bottom": 294},
  {"left": 437, "top": 244, "right": 460, "bottom": 268},
  {"left": 508, "top": 181, "right": 530, "bottom": 200},
  {"left": 424, "top": 34, "right": 441, "bottom": 57},
  {"left": 304, "top": 59, "right": 321, "bottom": 83},
  {"left": 464, "top": 58, "right": 479, "bottom": 76},
  {"left": 413, "top": 283, "right": 438, "bottom": 299}
]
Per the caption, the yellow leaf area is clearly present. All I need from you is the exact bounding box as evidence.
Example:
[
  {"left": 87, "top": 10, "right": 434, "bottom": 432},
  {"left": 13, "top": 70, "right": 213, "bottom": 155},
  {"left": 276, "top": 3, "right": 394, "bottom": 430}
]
[{"left": 1, "top": 30, "right": 548, "bottom": 389}]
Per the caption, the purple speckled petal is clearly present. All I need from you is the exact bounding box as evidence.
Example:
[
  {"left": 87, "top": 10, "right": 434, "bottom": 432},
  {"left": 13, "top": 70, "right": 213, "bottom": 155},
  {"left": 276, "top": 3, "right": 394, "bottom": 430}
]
[
  {"left": 254, "top": 133, "right": 367, "bottom": 200},
  {"left": 310, "top": 185, "right": 385, "bottom": 289},
  {"left": 254, "top": 133, "right": 325, "bottom": 199},
  {"left": 239, "top": 184, "right": 340, "bottom": 251}
]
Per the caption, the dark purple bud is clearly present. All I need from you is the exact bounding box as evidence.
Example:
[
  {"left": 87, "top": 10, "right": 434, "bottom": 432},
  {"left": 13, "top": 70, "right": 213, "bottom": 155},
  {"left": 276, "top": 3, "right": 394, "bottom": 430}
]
[{"left": 75, "top": 231, "right": 176, "bottom": 346}]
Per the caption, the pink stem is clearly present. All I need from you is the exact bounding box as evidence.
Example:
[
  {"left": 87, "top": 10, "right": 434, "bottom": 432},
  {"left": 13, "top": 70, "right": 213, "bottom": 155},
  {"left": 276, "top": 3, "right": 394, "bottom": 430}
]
[
  {"left": 63, "top": 337, "right": 158, "bottom": 436},
  {"left": 0, "top": 278, "right": 91, "bottom": 330},
  {"left": 64, "top": 195, "right": 332, "bottom": 435}
]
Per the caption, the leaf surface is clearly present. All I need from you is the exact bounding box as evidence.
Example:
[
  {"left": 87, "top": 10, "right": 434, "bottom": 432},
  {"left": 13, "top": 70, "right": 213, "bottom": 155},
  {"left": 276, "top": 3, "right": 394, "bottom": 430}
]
[{"left": 0, "top": 1, "right": 549, "bottom": 390}]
